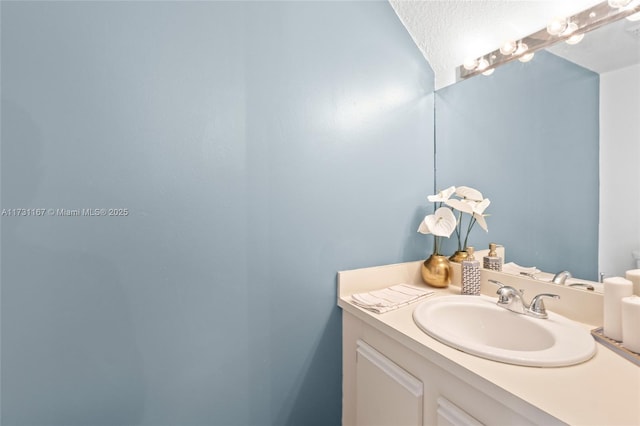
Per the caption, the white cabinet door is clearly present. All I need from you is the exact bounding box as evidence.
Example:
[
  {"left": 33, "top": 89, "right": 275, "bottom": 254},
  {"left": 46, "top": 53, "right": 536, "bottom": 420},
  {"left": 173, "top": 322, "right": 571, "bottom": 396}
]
[{"left": 355, "top": 339, "right": 423, "bottom": 426}]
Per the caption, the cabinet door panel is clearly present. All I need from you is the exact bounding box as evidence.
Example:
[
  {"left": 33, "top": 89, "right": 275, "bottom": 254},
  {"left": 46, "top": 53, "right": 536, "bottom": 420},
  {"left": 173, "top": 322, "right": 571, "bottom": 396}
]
[
  {"left": 356, "top": 339, "right": 423, "bottom": 426},
  {"left": 436, "top": 397, "right": 484, "bottom": 426}
]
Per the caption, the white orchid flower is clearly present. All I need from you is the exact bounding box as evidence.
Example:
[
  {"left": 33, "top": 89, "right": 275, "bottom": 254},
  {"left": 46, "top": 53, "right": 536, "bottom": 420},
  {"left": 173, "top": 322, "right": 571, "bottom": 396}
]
[
  {"left": 447, "top": 197, "right": 490, "bottom": 215},
  {"left": 427, "top": 186, "right": 456, "bottom": 203},
  {"left": 417, "top": 207, "right": 457, "bottom": 237},
  {"left": 417, "top": 219, "right": 430, "bottom": 234},
  {"left": 472, "top": 198, "right": 490, "bottom": 215},
  {"left": 418, "top": 184, "right": 491, "bottom": 254},
  {"left": 444, "top": 198, "right": 474, "bottom": 214},
  {"left": 473, "top": 213, "right": 489, "bottom": 232},
  {"left": 455, "top": 186, "right": 483, "bottom": 201}
]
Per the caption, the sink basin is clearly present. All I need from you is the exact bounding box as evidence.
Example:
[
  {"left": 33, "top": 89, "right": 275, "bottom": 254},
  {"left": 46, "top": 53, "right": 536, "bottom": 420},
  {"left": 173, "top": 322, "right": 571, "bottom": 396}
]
[{"left": 413, "top": 295, "right": 596, "bottom": 367}]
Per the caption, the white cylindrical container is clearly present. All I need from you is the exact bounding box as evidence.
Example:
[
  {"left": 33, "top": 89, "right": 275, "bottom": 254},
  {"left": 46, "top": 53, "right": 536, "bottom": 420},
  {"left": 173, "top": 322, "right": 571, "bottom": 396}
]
[
  {"left": 621, "top": 295, "right": 640, "bottom": 354},
  {"left": 603, "top": 277, "right": 633, "bottom": 341},
  {"left": 625, "top": 269, "right": 640, "bottom": 296}
]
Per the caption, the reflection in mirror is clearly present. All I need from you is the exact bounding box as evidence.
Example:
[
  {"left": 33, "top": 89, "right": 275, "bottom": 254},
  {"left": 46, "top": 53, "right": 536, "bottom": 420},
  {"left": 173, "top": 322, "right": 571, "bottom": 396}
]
[
  {"left": 548, "top": 16, "right": 640, "bottom": 280},
  {"left": 457, "top": 0, "right": 640, "bottom": 80},
  {"left": 435, "top": 4, "right": 640, "bottom": 282},
  {"left": 547, "top": 16, "right": 640, "bottom": 73},
  {"left": 435, "top": 51, "right": 599, "bottom": 281}
]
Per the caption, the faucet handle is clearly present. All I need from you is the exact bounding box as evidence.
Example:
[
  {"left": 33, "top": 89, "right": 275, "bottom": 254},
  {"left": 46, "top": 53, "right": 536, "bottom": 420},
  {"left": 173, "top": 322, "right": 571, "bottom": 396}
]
[
  {"left": 487, "top": 279, "right": 506, "bottom": 300},
  {"left": 488, "top": 280, "right": 527, "bottom": 306},
  {"left": 488, "top": 279, "right": 504, "bottom": 288},
  {"left": 528, "top": 293, "right": 560, "bottom": 319},
  {"left": 552, "top": 271, "right": 572, "bottom": 284},
  {"left": 488, "top": 280, "right": 512, "bottom": 303}
]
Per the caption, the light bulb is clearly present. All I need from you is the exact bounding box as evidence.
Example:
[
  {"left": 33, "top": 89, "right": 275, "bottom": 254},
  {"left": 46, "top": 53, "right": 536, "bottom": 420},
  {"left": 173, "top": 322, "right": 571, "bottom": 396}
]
[
  {"left": 463, "top": 58, "right": 478, "bottom": 71},
  {"left": 499, "top": 40, "right": 517, "bottom": 55},
  {"left": 476, "top": 58, "right": 490, "bottom": 72},
  {"left": 562, "top": 22, "right": 579, "bottom": 36},
  {"left": 608, "top": 0, "right": 632, "bottom": 8},
  {"left": 514, "top": 42, "right": 529, "bottom": 56},
  {"left": 547, "top": 17, "right": 568, "bottom": 35},
  {"left": 566, "top": 33, "right": 585, "bottom": 44},
  {"left": 519, "top": 52, "right": 535, "bottom": 63},
  {"left": 561, "top": 22, "right": 584, "bottom": 44},
  {"left": 482, "top": 68, "right": 495, "bottom": 76}
]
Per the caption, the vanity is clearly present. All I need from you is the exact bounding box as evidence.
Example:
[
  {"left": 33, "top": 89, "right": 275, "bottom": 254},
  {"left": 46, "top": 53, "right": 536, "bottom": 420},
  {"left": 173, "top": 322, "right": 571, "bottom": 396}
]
[{"left": 337, "top": 255, "right": 640, "bottom": 425}]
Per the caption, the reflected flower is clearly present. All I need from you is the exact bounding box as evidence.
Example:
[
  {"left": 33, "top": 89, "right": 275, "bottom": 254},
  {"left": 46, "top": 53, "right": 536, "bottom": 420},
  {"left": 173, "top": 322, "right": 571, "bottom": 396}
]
[
  {"left": 427, "top": 186, "right": 456, "bottom": 203},
  {"left": 473, "top": 213, "right": 489, "bottom": 232},
  {"left": 455, "top": 186, "right": 483, "bottom": 202},
  {"left": 445, "top": 198, "right": 474, "bottom": 214}
]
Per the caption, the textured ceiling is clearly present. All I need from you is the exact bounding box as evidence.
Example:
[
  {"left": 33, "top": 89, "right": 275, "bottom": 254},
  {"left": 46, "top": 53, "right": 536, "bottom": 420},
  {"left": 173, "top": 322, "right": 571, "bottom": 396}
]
[{"left": 389, "top": 0, "right": 603, "bottom": 89}]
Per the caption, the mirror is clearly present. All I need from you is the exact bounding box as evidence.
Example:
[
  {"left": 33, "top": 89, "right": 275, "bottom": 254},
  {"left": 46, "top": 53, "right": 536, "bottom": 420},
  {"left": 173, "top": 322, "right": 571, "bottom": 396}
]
[
  {"left": 548, "top": 16, "right": 640, "bottom": 281},
  {"left": 434, "top": 10, "right": 640, "bottom": 283}
]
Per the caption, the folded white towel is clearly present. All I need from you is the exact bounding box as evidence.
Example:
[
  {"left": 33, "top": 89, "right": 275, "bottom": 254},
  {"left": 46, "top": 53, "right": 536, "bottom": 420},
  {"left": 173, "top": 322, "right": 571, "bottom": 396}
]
[
  {"left": 502, "top": 262, "right": 541, "bottom": 276},
  {"left": 351, "top": 283, "right": 434, "bottom": 314}
]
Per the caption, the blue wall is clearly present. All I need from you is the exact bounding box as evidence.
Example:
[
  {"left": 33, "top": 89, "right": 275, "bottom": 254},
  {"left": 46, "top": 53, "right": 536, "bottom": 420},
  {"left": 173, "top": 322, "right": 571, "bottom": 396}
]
[
  {"left": 435, "top": 51, "right": 599, "bottom": 280},
  {"left": 1, "top": 2, "right": 434, "bottom": 425}
]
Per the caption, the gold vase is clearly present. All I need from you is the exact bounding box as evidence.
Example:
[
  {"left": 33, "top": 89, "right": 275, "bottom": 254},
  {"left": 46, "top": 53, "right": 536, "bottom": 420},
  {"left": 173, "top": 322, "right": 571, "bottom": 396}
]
[
  {"left": 421, "top": 254, "right": 452, "bottom": 288},
  {"left": 449, "top": 250, "right": 469, "bottom": 263}
]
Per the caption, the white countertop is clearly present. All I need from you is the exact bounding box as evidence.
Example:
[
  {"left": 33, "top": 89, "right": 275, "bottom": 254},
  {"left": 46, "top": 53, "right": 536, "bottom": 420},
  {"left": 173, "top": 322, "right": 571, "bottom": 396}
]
[{"left": 337, "top": 260, "right": 640, "bottom": 426}]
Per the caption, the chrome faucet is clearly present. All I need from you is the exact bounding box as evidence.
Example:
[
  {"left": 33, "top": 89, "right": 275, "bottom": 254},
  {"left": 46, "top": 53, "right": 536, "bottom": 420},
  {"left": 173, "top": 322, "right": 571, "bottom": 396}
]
[
  {"left": 528, "top": 293, "right": 561, "bottom": 319},
  {"left": 495, "top": 285, "right": 528, "bottom": 314},
  {"left": 488, "top": 279, "right": 560, "bottom": 319},
  {"left": 551, "top": 270, "right": 572, "bottom": 284}
]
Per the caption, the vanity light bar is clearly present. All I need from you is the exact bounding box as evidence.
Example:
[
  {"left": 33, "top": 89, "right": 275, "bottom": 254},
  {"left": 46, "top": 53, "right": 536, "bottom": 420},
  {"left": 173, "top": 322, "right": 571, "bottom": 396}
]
[{"left": 458, "top": 0, "right": 640, "bottom": 80}]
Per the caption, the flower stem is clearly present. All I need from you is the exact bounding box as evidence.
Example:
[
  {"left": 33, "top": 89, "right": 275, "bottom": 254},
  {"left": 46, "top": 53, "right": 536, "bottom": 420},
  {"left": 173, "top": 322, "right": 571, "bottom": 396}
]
[
  {"left": 455, "top": 211, "right": 463, "bottom": 251},
  {"left": 432, "top": 202, "right": 443, "bottom": 256},
  {"left": 463, "top": 217, "right": 476, "bottom": 249}
]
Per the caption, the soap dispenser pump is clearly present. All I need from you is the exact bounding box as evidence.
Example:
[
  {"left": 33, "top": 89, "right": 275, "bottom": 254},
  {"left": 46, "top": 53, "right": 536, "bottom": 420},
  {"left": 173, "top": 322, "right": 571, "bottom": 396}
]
[
  {"left": 483, "top": 242, "right": 502, "bottom": 272},
  {"left": 462, "top": 247, "right": 481, "bottom": 296}
]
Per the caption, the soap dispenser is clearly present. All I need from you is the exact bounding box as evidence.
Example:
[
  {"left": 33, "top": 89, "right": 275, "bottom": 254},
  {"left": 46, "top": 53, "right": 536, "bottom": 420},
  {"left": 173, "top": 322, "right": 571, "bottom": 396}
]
[
  {"left": 483, "top": 242, "right": 502, "bottom": 272},
  {"left": 462, "top": 247, "right": 481, "bottom": 295}
]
